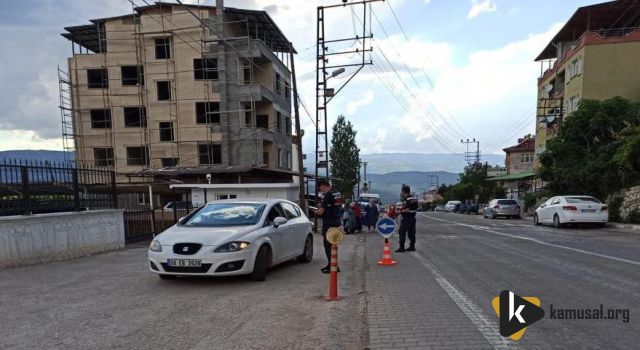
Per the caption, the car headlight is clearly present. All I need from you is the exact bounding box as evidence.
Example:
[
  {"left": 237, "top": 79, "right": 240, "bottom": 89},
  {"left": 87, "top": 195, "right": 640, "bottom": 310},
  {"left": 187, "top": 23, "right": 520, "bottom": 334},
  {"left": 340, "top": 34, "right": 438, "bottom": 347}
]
[
  {"left": 214, "top": 241, "right": 250, "bottom": 253},
  {"left": 149, "top": 240, "right": 162, "bottom": 252}
]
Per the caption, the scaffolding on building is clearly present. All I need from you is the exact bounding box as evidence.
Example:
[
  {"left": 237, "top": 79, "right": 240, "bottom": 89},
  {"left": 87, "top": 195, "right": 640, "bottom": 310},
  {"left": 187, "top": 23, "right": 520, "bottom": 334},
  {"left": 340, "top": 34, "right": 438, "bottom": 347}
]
[{"left": 59, "top": 1, "right": 296, "bottom": 184}]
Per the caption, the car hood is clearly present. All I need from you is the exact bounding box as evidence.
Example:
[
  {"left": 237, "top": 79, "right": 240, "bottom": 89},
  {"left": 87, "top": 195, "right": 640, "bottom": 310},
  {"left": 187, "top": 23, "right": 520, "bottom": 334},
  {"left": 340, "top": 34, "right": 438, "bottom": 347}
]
[{"left": 155, "top": 224, "right": 259, "bottom": 246}]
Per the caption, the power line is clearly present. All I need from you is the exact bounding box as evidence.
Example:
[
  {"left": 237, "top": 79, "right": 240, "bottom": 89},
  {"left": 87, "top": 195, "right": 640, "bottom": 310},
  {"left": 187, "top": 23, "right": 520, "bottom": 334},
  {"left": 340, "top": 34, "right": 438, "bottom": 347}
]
[{"left": 370, "top": 5, "right": 471, "bottom": 139}]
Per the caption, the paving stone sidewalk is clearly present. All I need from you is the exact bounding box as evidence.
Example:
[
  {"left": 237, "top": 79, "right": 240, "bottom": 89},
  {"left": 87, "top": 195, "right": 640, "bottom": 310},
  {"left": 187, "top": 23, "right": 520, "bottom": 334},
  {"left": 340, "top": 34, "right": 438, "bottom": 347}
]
[{"left": 364, "top": 233, "right": 493, "bottom": 350}]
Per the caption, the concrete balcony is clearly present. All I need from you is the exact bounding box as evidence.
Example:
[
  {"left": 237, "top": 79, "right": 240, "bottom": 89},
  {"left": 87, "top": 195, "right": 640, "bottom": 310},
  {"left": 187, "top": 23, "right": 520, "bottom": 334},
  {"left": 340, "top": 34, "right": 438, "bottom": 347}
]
[{"left": 230, "top": 84, "right": 290, "bottom": 111}]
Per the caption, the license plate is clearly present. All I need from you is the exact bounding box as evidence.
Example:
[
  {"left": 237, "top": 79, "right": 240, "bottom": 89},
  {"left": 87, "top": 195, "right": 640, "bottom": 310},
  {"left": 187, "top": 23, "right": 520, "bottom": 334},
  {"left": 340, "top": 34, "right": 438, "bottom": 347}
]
[
  {"left": 581, "top": 209, "right": 597, "bottom": 213},
  {"left": 167, "top": 259, "right": 202, "bottom": 267}
]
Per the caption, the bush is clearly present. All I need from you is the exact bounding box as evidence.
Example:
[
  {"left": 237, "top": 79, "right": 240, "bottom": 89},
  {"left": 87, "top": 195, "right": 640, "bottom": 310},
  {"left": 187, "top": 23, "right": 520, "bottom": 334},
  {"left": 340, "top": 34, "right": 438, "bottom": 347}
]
[
  {"left": 523, "top": 193, "right": 536, "bottom": 211},
  {"left": 626, "top": 209, "right": 640, "bottom": 224},
  {"left": 608, "top": 196, "right": 624, "bottom": 222}
]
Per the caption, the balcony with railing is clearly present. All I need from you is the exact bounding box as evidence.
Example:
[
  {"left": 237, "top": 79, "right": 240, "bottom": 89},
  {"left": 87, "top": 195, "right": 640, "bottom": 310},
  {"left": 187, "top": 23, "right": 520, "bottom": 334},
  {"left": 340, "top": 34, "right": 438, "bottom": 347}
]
[{"left": 538, "top": 26, "right": 640, "bottom": 84}]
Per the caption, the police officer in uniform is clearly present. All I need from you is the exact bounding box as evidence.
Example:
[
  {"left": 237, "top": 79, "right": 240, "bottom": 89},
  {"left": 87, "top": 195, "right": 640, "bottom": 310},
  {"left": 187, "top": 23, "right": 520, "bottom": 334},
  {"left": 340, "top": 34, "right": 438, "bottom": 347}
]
[
  {"left": 396, "top": 184, "right": 418, "bottom": 252},
  {"left": 315, "top": 179, "right": 342, "bottom": 273}
]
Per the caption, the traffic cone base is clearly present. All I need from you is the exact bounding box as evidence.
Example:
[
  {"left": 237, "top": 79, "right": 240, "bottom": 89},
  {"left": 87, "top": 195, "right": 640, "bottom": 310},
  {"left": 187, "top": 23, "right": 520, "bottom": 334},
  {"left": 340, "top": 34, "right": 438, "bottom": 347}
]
[{"left": 378, "top": 239, "right": 397, "bottom": 266}]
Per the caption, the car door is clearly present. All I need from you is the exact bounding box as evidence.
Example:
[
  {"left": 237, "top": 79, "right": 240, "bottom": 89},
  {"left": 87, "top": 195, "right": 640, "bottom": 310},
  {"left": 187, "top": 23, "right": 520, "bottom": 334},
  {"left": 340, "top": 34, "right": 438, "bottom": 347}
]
[
  {"left": 540, "top": 197, "right": 556, "bottom": 223},
  {"left": 280, "top": 202, "right": 305, "bottom": 257},
  {"left": 264, "top": 203, "right": 288, "bottom": 262}
]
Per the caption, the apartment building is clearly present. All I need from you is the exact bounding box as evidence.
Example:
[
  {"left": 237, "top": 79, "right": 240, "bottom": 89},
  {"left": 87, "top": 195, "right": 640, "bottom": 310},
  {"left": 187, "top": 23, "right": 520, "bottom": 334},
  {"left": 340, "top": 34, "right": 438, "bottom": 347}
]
[
  {"left": 534, "top": 0, "right": 640, "bottom": 162},
  {"left": 60, "top": 1, "right": 295, "bottom": 193}
]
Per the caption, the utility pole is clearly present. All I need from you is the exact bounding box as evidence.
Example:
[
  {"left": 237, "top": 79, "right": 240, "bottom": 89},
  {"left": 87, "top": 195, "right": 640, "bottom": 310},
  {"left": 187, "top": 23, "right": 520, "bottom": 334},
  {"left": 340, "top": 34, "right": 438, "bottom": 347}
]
[
  {"left": 289, "top": 44, "right": 306, "bottom": 212},
  {"left": 314, "top": 0, "right": 382, "bottom": 230},
  {"left": 460, "top": 138, "right": 481, "bottom": 164},
  {"left": 427, "top": 174, "right": 439, "bottom": 189},
  {"left": 363, "top": 161, "right": 368, "bottom": 183}
]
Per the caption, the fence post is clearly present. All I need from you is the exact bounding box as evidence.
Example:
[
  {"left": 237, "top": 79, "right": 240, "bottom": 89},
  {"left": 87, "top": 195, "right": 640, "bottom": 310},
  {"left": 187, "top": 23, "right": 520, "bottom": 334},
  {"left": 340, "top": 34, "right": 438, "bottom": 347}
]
[
  {"left": 72, "top": 168, "right": 80, "bottom": 211},
  {"left": 21, "top": 166, "right": 31, "bottom": 215},
  {"left": 172, "top": 188, "right": 178, "bottom": 224},
  {"left": 111, "top": 171, "right": 117, "bottom": 209}
]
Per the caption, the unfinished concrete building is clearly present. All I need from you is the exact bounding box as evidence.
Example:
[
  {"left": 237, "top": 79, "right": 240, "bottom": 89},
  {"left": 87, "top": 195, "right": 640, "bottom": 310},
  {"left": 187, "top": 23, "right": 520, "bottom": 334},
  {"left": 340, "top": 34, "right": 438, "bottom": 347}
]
[{"left": 60, "top": 1, "right": 296, "bottom": 205}]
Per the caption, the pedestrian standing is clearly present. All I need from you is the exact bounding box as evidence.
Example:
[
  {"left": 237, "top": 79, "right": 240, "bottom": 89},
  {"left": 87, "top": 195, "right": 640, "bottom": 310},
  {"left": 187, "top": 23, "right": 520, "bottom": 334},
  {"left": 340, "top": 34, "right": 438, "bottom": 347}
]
[
  {"left": 396, "top": 185, "right": 418, "bottom": 252},
  {"left": 353, "top": 202, "right": 362, "bottom": 232},
  {"left": 364, "top": 198, "right": 380, "bottom": 232},
  {"left": 342, "top": 199, "right": 352, "bottom": 229},
  {"left": 387, "top": 204, "right": 398, "bottom": 220},
  {"left": 314, "top": 179, "right": 342, "bottom": 273}
]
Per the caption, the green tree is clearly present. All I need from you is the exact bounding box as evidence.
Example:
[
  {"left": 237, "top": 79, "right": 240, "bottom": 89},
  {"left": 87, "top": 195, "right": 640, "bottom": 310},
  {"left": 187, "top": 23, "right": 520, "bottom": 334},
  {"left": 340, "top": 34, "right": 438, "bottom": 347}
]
[
  {"left": 539, "top": 97, "right": 640, "bottom": 199},
  {"left": 329, "top": 115, "right": 361, "bottom": 200}
]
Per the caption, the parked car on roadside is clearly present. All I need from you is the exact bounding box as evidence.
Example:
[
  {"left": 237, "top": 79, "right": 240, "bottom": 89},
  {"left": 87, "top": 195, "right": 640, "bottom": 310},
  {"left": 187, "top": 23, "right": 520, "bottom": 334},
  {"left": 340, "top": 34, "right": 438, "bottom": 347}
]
[
  {"left": 148, "top": 199, "right": 313, "bottom": 281},
  {"left": 534, "top": 195, "right": 608, "bottom": 228},
  {"left": 434, "top": 205, "right": 446, "bottom": 212},
  {"left": 483, "top": 199, "right": 521, "bottom": 219},
  {"left": 445, "top": 200, "right": 462, "bottom": 212},
  {"left": 460, "top": 203, "right": 479, "bottom": 214}
]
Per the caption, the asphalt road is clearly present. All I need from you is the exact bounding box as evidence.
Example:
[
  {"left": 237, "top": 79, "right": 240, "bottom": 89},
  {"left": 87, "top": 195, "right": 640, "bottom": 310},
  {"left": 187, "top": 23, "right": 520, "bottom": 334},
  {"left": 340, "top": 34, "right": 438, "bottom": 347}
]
[
  {"left": 3, "top": 213, "right": 639, "bottom": 349},
  {"left": 364, "top": 212, "right": 640, "bottom": 349},
  {"left": 0, "top": 233, "right": 367, "bottom": 350}
]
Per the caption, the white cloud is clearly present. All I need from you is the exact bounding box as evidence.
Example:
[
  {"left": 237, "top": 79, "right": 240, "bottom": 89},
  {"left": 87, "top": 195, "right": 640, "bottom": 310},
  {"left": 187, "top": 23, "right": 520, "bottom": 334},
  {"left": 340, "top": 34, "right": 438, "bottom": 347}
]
[
  {"left": 346, "top": 90, "right": 375, "bottom": 115},
  {"left": 468, "top": 0, "right": 497, "bottom": 20},
  {"left": 340, "top": 22, "right": 564, "bottom": 154},
  {"left": 0, "top": 130, "right": 62, "bottom": 151}
]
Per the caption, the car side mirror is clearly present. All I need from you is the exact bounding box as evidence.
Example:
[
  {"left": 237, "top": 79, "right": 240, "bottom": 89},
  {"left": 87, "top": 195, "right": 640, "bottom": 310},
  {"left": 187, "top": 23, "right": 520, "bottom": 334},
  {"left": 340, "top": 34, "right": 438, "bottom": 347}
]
[
  {"left": 539, "top": 205, "right": 546, "bottom": 209},
  {"left": 273, "top": 216, "right": 287, "bottom": 228}
]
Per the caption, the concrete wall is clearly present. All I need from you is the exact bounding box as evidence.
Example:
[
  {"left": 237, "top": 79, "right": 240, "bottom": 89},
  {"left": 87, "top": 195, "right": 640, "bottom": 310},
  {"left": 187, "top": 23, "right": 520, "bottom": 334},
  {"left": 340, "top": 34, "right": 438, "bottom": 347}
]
[{"left": 0, "top": 210, "right": 125, "bottom": 268}]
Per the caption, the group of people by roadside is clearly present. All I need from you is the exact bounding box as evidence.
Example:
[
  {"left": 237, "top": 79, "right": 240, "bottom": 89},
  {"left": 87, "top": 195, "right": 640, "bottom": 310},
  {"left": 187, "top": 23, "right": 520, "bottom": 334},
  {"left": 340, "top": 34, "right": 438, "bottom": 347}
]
[
  {"left": 342, "top": 198, "right": 380, "bottom": 234},
  {"left": 314, "top": 179, "right": 419, "bottom": 273}
]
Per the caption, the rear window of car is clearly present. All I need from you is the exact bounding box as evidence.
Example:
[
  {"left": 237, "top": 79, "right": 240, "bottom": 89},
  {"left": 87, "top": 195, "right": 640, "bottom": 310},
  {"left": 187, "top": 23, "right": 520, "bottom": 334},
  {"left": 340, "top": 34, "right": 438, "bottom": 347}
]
[
  {"left": 565, "top": 197, "right": 601, "bottom": 204},
  {"left": 497, "top": 200, "right": 518, "bottom": 205}
]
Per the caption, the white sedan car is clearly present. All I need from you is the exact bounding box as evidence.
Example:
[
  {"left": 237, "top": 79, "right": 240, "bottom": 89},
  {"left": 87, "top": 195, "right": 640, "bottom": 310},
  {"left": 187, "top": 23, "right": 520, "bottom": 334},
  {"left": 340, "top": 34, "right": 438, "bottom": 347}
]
[
  {"left": 534, "top": 195, "right": 608, "bottom": 228},
  {"left": 148, "top": 199, "right": 313, "bottom": 281}
]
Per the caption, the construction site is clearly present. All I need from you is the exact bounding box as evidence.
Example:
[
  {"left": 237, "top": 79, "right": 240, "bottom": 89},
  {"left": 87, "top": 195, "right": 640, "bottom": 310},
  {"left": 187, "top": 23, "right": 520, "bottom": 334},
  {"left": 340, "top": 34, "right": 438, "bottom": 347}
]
[{"left": 59, "top": 0, "right": 300, "bottom": 206}]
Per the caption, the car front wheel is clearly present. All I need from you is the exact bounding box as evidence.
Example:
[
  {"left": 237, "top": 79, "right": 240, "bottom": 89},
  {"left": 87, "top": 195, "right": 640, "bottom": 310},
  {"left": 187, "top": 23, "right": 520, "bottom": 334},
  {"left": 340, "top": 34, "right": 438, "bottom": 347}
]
[
  {"left": 297, "top": 234, "right": 313, "bottom": 263},
  {"left": 534, "top": 213, "right": 541, "bottom": 226},
  {"left": 250, "top": 245, "right": 270, "bottom": 282}
]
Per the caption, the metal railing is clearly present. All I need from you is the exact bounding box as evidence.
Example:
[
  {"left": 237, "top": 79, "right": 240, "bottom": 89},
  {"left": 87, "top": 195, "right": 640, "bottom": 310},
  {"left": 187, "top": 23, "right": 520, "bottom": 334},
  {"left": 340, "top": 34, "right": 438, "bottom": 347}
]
[{"left": 0, "top": 159, "right": 116, "bottom": 216}]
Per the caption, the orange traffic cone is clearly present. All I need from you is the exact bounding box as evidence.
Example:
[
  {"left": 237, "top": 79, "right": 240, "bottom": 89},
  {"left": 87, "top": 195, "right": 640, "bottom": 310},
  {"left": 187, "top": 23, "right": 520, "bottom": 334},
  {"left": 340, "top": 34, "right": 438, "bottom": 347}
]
[{"left": 377, "top": 238, "right": 397, "bottom": 266}]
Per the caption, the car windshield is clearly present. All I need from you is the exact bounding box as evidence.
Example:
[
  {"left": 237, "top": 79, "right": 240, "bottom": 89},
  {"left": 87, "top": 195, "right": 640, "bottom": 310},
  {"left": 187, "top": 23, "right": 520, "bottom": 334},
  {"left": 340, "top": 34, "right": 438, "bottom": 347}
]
[
  {"left": 181, "top": 203, "right": 266, "bottom": 227},
  {"left": 497, "top": 200, "right": 518, "bottom": 205},
  {"left": 566, "top": 197, "right": 601, "bottom": 204}
]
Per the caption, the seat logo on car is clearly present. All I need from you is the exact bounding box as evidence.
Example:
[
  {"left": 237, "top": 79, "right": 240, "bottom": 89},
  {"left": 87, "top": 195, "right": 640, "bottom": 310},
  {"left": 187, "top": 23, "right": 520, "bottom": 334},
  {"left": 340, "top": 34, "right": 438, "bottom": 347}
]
[{"left": 182, "top": 246, "right": 189, "bottom": 252}]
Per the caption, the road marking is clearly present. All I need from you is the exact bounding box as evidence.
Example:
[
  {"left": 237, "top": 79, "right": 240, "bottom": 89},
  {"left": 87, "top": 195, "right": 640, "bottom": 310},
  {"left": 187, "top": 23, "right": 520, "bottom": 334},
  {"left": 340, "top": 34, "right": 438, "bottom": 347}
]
[
  {"left": 412, "top": 252, "right": 518, "bottom": 350},
  {"left": 421, "top": 213, "right": 640, "bottom": 267}
]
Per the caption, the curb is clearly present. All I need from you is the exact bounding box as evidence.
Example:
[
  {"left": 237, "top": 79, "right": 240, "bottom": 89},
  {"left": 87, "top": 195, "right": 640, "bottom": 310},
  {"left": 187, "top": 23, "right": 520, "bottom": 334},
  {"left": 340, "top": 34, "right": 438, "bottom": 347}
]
[{"left": 607, "top": 222, "right": 640, "bottom": 231}]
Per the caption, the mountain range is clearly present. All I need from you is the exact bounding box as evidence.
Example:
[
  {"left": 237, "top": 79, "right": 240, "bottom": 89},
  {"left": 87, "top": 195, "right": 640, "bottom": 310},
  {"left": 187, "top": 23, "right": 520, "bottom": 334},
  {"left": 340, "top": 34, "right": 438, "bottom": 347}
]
[
  {"left": 0, "top": 150, "right": 502, "bottom": 204},
  {"left": 305, "top": 152, "right": 504, "bottom": 174}
]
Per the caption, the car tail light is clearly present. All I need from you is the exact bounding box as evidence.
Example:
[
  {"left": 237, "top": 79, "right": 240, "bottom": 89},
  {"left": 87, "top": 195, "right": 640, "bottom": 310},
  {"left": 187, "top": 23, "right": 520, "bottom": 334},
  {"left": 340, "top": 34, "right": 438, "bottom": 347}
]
[
  {"left": 562, "top": 206, "right": 578, "bottom": 211},
  {"left": 493, "top": 205, "right": 500, "bottom": 209},
  {"left": 601, "top": 205, "right": 608, "bottom": 211}
]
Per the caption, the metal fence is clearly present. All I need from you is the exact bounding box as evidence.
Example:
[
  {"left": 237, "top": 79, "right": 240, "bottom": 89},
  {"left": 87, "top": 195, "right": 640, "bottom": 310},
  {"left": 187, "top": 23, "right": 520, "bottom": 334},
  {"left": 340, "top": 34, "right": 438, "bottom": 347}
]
[
  {"left": 0, "top": 159, "right": 116, "bottom": 216},
  {"left": 123, "top": 205, "right": 201, "bottom": 244}
]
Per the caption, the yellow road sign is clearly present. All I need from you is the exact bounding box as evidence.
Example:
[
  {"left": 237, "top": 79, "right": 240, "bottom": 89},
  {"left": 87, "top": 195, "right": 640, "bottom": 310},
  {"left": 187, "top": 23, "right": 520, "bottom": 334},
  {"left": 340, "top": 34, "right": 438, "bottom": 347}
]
[{"left": 326, "top": 227, "right": 344, "bottom": 245}]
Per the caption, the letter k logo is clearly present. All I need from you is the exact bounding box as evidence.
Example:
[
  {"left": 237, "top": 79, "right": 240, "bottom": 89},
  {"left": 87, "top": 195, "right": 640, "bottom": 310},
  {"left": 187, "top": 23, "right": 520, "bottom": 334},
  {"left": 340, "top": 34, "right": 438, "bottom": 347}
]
[{"left": 492, "top": 290, "right": 545, "bottom": 340}]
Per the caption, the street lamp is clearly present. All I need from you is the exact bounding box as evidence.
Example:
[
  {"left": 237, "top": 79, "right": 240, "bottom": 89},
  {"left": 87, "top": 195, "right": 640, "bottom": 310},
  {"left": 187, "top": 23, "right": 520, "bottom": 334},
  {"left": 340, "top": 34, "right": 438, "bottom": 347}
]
[{"left": 331, "top": 67, "right": 345, "bottom": 78}]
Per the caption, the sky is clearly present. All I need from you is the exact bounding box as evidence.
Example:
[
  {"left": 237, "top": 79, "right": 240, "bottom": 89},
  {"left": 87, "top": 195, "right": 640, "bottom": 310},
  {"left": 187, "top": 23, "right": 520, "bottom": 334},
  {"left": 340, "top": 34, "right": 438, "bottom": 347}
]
[{"left": 0, "top": 0, "right": 599, "bottom": 156}]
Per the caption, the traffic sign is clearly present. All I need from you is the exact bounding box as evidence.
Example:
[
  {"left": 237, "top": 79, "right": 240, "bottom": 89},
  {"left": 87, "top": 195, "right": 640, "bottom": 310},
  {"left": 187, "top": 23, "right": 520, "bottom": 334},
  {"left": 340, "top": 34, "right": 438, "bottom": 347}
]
[{"left": 376, "top": 217, "right": 397, "bottom": 238}]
